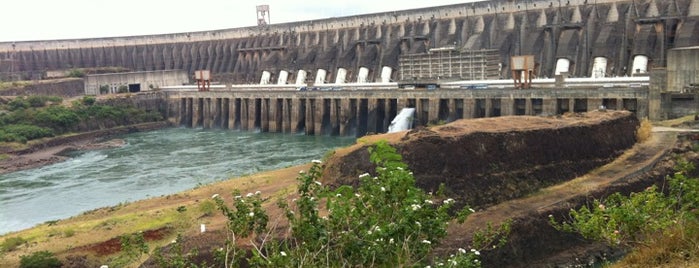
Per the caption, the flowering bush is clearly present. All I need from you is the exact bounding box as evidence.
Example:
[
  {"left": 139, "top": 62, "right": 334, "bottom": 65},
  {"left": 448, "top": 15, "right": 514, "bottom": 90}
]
[{"left": 198, "top": 141, "right": 499, "bottom": 267}]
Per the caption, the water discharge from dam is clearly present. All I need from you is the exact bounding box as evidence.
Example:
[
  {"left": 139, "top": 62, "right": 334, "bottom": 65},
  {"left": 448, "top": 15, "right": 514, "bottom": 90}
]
[{"left": 0, "top": 128, "right": 355, "bottom": 235}]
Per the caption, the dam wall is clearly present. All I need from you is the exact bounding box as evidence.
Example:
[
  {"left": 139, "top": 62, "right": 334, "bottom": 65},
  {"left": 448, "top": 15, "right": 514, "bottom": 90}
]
[
  {"left": 166, "top": 87, "right": 648, "bottom": 137},
  {"left": 1, "top": 0, "right": 698, "bottom": 83}
]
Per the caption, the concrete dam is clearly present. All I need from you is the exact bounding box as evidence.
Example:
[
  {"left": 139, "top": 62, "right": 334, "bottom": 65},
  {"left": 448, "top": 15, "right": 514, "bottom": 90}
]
[{"left": 1, "top": 0, "right": 698, "bottom": 83}]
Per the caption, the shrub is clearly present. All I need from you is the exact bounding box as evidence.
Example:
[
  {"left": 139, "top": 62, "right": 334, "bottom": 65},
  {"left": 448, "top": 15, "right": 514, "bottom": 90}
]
[
  {"left": 1, "top": 236, "right": 27, "bottom": 252},
  {"left": 19, "top": 251, "right": 62, "bottom": 268},
  {"left": 81, "top": 96, "right": 96, "bottom": 106},
  {"left": 1, "top": 124, "right": 54, "bottom": 141},
  {"left": 66, "top": 69, "right": 85, "bottom": 78},
  {"left": 118, "top": 85, "right": 129, "bottom": 93},
  {"left": 196, "top": 141, "right": 505, "bottom": 268},
  {"left": 99, "top": 85, "right": 110, "bottom": 94},
  {"left": 7, "top": 97, "right": 29, "bottom": 111}
]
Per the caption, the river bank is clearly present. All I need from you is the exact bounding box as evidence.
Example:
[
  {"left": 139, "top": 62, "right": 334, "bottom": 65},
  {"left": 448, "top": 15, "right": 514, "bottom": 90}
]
[{"left": 0, "top": 121, "right": 171, "bottom": 175}]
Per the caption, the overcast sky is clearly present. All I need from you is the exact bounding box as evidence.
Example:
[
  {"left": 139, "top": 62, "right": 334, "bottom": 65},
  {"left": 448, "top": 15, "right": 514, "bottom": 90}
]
[{"left": 0, "top": 0, "right": 475, "bottom": 42}]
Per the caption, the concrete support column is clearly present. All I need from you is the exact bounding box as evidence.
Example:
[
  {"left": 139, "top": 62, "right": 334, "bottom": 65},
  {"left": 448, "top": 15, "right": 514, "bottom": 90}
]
[
  {"left": 525, "top": 99, "right": 533, "bottom": 115},
  {"left": 484, "top": 98, "right": 493, "bottom": 117},
  {"left": 617, "top": 98, "right": 624, "bottom": 110},
  {"left": 330, "top": 99, "right": 339, "bottom": 135},
  {"left": 314, "top": 99, "right": 324, "bottom": 136},
  {"left": 192, "top": 98, "right": 201, "bottom": 128},
  {"left": 587, "top": 98, "right": 603, "bottom": 112},
  {"left": 397, "top": 98, "right": 408, "bottom": 111},
  {"left": 202, "top": 98, "right": 211, "bottom": 128},
  {"left": 569, "top": 99, "right": 576, "bottom": 113},
  {"left": 248, "top": 98, "right": 258, "bottom": 131},
  {"left": 228, "top": 98, "right": 237, "bottom": 129},
  {"left": 463, "top": 99, "right": 476, "bottom": 119},
  {"left": 283, "top": 99, "right": 292, "bottom": 133},
  {"left": 240, "top": 98, "right": 249, "bottom": 131},
  {"left": 543, "top": 99, "right": 557, "bottom": 115},
  {"left": 220, "top": 98, "right": 228, "bottom": 128},
  {"left": 428, "top": 98, "right": 439, "bottom": 123},
  {"left": 367, "top": 98, "right": 379, "bottom": 134},
  {"left": 501, "top": 98, "right": 515, "bottom": 116},
  {"left": 448, "top": 99, "right": 458, "bottom": 119},
  {"left": 291, "top": 98, "right": 301, "bottom": 134},
  {"left": 185, "top": 98, "right": 193, "bottom": 127},
  {"left": 261, "top": 98, "right": 270, "bottom": 132},
  {"left": 305, "top": 99, "right": 315, "bottom": 135},
  {"left": 269, "top": 98, "right": 279, "bottom": 133},
  {"left": 213, "top": 98, "right": 222, "bottom": 128},
  {"left": 340, "top": 98, "right": 352, "bottom": 136}
]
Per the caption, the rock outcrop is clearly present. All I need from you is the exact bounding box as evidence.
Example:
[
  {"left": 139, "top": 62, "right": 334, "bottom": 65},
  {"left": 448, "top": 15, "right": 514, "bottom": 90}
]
[{"left": 322, "top": 110, "right": 639, "bottom": 209}]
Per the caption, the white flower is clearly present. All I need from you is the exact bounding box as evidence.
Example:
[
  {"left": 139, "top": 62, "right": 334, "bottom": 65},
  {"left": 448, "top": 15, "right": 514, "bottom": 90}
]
[
  {"left": 299, "top": 170, "right": 305, "bottom": 174},
  {"left": 443, "top": 198, "right": 454, "bottom": 204},
  {"left": 411, "top": 204, "right": 422, "bottom": 211},
  {"left": 211, "top": 194, "right": 219, "bottom": 199},
  {"left": 415, "top": 221, "right": 421, "bottom": 226},
  {"left": 280, "top": 251, "right": 287, "bottom": 256},
  {"left": 468, "top": 208, "right": 475, "bottom": 213},
  {"left": 424, "top": 199, "right": 434, "bottom": 204},
  {"left": 336, "top": 193, "right": 342, "bottom": 197},
  {"left": 389, "top": 238, "right": 394, "bottom": 244},
  {"left": 314, "top": 181, "right": 322, "bottom": 186},
  {"left": 246, "top": 192, "right": 254, "bottom": 197},
  {"left": 255, "top": 191, "right": 261, "bottom": 195},
  {"left": 248, "top": 212, "right": 254, "bottom": 217},
  {"left": 471, "top": 249, "right": 480, "bottom": 255},
  {"left": 355, "top": 193, "right": 361, "bottom": 197},
  {"left": 397, "top": 167, "right": 403, "bottom": 170},
  {"left": 381, "top": 187, "right": 386, "bottom": 192},
  {"left": 421, "top": 240, "right": 431, "bottom": 244},
  {"left": 458, "top": 248, "right": 466, "bottom": 254},
  {"left": 359, "top": 173, "right": 370, "bottom": 178},
  {"left": 312, "top": 159, "right": 322, "bottom": 164},
  {"left": 234, "top": 195, "right": 242, "bottom": 199}
]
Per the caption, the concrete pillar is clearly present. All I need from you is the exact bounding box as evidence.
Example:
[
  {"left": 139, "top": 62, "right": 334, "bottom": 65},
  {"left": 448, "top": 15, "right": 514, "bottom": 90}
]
[
  {"left": 202, "top": 98, "right": 211, "bottom": 128},
  {"left": 192, "top": 98, "right": 201, "bottom": 128},
  {"left": 283, "top": 99, "right": 292, "bottom": 133},
  {"left": 484, "top": 98, "right": 493, "bottom": 117},
  {"left": 228, "top": 98, "right": 237, "bottom": 129},
  {"left": 463, "top": 99, "right": 476, "bottom": 119},
  {"left": 543, "top": 99, "right": 557, "bottom": 115},
  {"left": 330, "top": 99, "right": 339, "bottom": 135},
  {"left": 291, "top": 98, "right": 301, "bottom": 134},
  {"left": 261, "top": 98, "right": 270, "bottom": 132},
  {"left": 248, "top": 98, "right": 257, "bottom": 131},
  {"left": 525, "top": 99, "right": 533, "bottom": 115},
  {"left": 314, "top": 99, "right": 324, "bottom": 136},
  {"left": 305, "top": 99, "right": 314, "bottom": 135},
  {"left": 340, "top": 98, "right": 352, "bottom": 136},
  {"left": 397, "top": 98, "right": 408, "bottom": 111},
  {"left": 269, "top": 98, "right": 279, "bottom": 133},
  {"left": 616, "top": 98, "right": 624, "bottom": 111},
  {"left": 501, "top": 98, "right": 515, "bottom": 116},
  {"left": 240, "top": 98, "right": 249, "bottom": 131},
  {"left": 587, "top": 98, "right": 603, "bottom": 112},
  {"left": 367, "top": 98, "right": 379, "bottom": 133},
  {"left": 428, "top": 98, "right": 439, "bottom": 123},
  {"left": 649, "top": 69, "right": 665, "bottom": 120},
  {"left": 448, "top": 99, "right": 458, "bottom": 119},
  {"left": 569, "top": 99, "right": 576, "bottom": 113},
  {"left": 213, "top": 98, "right": 221, "bottom": 128},
  {"left": 185, "top": 98, "right": 193, "bottom": 127}
]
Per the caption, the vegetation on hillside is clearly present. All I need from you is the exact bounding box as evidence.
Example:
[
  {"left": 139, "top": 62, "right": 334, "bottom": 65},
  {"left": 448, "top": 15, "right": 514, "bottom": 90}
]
[
  {"left": 550, "top": 157, "right": 699, "bottom": 267},
  {"left": 151, "top": 141, "right": 510, "bottom": 267},
  {"left": 0, "top": 95, "right": 163, "bottom": 143}
]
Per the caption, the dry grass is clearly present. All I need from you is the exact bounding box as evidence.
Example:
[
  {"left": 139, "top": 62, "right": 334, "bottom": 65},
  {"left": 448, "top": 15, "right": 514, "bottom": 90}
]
[
  {"left": 636, "top": 118, "right": 653, "bottom": 142},
  {"left": 610, "top": 219, "right": 699, "bottom": 268}
]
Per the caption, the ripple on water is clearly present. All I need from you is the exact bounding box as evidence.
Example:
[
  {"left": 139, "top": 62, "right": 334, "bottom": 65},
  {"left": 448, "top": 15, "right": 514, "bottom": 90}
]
[{"left": 0, "top": 128, "right": 355, "bottom": 235}]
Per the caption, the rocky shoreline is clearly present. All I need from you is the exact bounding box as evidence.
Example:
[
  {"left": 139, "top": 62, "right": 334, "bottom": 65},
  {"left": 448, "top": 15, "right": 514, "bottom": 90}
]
[{"left": 0, "top": 121, "right": 171, "bottom": 175}]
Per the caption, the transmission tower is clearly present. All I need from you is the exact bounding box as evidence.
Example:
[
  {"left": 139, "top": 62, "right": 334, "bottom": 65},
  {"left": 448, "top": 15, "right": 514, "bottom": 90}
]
[{"left": 256, "top": 5, "right": 270, "bottom": 26}]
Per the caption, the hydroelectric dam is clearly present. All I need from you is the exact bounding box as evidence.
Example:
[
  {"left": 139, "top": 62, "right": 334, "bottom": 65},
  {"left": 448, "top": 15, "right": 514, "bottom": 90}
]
[{"left": 2, "top": 0, "right": 699, "bottom": 136}]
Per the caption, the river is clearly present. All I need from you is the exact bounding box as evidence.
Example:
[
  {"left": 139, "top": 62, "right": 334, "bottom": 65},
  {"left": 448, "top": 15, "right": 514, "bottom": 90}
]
[{"left": 0, "top": 128, "right": 356, "bottom": 235}]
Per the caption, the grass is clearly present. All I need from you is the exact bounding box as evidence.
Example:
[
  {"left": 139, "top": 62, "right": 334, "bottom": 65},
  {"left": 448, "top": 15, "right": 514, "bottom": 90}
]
[
  {"left": 653, "top": 115, "right": 697, "bottom": 127},
  {"left": 610, "top": 219, "right": 699, "bottom": 268}
]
